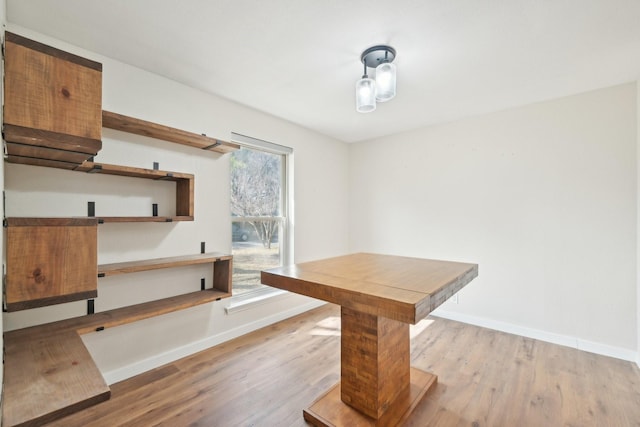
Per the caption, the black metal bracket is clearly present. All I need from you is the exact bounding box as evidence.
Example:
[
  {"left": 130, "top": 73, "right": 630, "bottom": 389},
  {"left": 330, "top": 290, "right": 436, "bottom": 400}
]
[
  {"left": 156, "top": 173, "right": 174, "bottom": 181},
  {"left": 87, "top": 299, "right": 95, "bottom": 315},
  {"left": 203, "top": 141, "right": 221, "bottom": 150},
  {"left": 201, "top": 278, "right": 205, "bottom": 291},
  {"left": 95, "top": 326, "right": 104, "bottom": 332},
  {"left": 152, "top": 203, "right": 158, "bottom": 217},
  {"left": 165, "top": 218, "right": 173, "bottom": 222},
  {"left": 87, "top": 164, "right": 102, "bottom": 174},
  {"left": 98, "top": 219, "right": 105, "bottom": 224},
  {"left": 98, "top": 272, "right": 105, "bottom": 278},
  {"left": 153, "top": 162, "right": 159, "bottom": 170},
  {"left": 201, "top": 242, "right": 205, "bottom": 254},
  {"left": 88, "top": 201, "right": 95, "bottom": 217}
]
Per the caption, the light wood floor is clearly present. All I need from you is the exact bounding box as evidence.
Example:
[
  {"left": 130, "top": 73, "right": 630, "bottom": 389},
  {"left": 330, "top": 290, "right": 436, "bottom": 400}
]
[{"left": 47, "top": 304, "right": 640, "bottom": 426}]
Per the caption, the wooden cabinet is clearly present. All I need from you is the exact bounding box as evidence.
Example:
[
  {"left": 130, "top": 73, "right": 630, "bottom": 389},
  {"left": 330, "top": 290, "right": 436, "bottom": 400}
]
[
  {"left": 3, "top": 32, "right": 102, "bottom": 168},
  {"left": 5, "top": 217, "right": 98, "bottom": 311}
]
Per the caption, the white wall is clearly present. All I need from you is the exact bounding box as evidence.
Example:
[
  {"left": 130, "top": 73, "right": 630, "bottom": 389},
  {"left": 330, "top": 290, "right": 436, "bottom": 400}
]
[
  {"left": 2, "top": 25, "right": 348, "bottom": 382},
  {"left": 350, "top": 83, "right": 638, "bottom": 360},
  {"left": 637, "top": 81, "right": 640, "bottom": 368}
]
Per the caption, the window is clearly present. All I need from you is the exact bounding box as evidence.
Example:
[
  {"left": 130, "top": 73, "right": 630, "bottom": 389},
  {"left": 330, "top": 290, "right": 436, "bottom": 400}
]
[{"left": 230, "top": 133, "right": 292, "bottom": 297}]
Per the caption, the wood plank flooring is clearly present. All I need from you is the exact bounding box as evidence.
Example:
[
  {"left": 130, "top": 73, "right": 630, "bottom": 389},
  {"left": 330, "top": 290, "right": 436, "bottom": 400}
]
[{"left": 46, "top": 304, "right": 640, "bottom": 426}]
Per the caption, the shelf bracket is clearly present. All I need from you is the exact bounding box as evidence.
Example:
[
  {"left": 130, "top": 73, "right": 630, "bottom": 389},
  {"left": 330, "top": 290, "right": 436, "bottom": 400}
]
[
  {"left": 203, "top": 141, "right": 222, "bottom": 150},
  {"left": 87, "top": 164, "right": 102, "bottom": 174},
  {"left": 156, "top": 173, "right": 174, "bottom": 181}
]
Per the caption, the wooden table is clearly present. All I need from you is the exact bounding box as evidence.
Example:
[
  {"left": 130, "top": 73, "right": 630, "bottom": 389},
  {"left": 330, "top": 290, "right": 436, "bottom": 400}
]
[{"left": 261, "top": 253, "right": 478, "bottom": 426}]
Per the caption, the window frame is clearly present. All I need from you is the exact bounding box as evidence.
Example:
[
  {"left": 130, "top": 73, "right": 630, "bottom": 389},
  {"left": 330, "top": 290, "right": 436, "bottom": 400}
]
[{"left": 228, "top": 133, "right": 293, "bottom": 303}]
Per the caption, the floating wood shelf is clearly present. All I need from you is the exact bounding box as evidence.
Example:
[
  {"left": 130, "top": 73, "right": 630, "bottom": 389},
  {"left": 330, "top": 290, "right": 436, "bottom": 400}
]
[
  {"left": 102, "top": 110, "right": 240, "bottom": 154},
  {"left": 4, "top": 160, "right": 195, "bottom": 222},
  {"left": 5, "top": 155, "right": 81, "bottom": 170},
  {"left": 77, "top": 162, "right": 195, "bottom": 221},
  {"left": 74, "top": 161, "right": 193, "bottom": 180},
  {"left": 3, "top": 253, "right": 233, "bottom": 427},
  {"left": 3, "top": 289, "right": 229, "bottom": 427},
  {"left": 96, "top": 216, "right": 194, "bottom": 223},
  {"left": 98, "top": 253, "right": 232, "bottom": 296},
  {"left": 99, "top": 253, "right": 232, "bottom": 276},
  {"left": 77, "top": 289, "right": 231, "bottom": 335},
  {"left": 3, "top": 330, "right": 110, "bottom": 427}
]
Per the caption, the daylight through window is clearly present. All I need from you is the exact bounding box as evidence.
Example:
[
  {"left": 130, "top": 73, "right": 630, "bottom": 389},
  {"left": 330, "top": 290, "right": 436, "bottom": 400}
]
[{"left": 230, "top": 134, "right": 292, "bottom": 296}]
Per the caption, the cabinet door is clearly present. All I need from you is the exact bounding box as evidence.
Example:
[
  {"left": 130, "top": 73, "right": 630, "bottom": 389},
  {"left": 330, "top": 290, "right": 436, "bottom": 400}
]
[
  {"left": 3, "top": 32, "right": 102, "bottom": 168},
  {"left": 5, "top": 218, "right": 98, "bottom": 311}
]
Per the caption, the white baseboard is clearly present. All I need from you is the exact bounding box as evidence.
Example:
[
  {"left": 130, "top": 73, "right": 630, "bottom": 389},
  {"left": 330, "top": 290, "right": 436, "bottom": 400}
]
[
  {"left": 101, "top": 299, "right": 325, "bottom": 384},
  {"left": 432, "top": 309, "right": 638, "bottom": 363}
]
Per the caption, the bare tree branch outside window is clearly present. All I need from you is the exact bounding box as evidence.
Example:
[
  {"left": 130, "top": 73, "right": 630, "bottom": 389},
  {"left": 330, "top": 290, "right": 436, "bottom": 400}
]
[{"left": 230, "top": 148, "right": 281, "bottom": 249}]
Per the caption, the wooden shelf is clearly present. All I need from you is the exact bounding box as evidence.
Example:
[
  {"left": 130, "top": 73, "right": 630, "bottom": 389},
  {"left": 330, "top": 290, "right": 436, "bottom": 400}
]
[
  {"left": 3, "top": 252, "right": 232, "bottom": 426},
  {"left": 3, "top": 330, "right": 110, "bottom": 427},
  {"left": 77, "top": 162, "right": 194, "bottom": 221},
  {"left": 97, "top": 216, "right": 194, "bottom": 223},
  {"left": 3, "top": 288, "right": 229, "bottom": 427},
  {"left": 5, "top": 160, "right": 195, "bottom": 221},
  {"left": 99, "top": 253, "right": 232, "bottom": 276},
  {"left": 102, "top": 110, "right": 240, "bottom": 154},
  {"left": 74, "top": 161, "right": 193, "bottom": 180},
  {"left": 77, "top": 289, "right": 230, "bottom": 334},
  {"left": 5, "top": 155, "right": 81, "bottom": 170},
  {"left": 98, "top": 252, "right": 233, "bottom": 296}
]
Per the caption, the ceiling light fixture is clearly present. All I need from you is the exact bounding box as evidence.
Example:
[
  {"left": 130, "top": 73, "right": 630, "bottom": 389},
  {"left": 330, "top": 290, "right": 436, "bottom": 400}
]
[{"left": 355, "top": 45, "right": 396, "bottom": 113}]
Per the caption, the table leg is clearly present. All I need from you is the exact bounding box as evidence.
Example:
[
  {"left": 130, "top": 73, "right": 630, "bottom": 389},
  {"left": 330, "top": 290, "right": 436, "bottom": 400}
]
[{"left": 303, "top": 307, "right": 437, "bottom": 426}]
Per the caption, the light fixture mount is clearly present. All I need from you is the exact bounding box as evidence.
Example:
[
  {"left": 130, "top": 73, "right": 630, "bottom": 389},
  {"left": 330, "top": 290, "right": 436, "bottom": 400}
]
[{"left": 360, "top": 45, "right": 396, "bottom": 68}]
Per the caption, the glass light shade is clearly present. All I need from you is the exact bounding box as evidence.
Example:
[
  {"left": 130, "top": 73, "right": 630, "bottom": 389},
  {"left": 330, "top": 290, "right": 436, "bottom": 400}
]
[
  {"left": 375, "top": 62, "right": 396, "bottom": 102},
  {"left": 356, "top": 76, "right": 377, "bottom": 113}
]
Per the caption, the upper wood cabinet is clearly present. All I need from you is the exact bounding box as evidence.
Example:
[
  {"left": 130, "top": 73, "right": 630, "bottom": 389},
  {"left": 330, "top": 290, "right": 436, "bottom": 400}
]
[
  {"left": 5, "top": 217, "right": 98, "bottom": 311},
  {"left": 3, "top": 32, "right": 103, "bottom": 167}
]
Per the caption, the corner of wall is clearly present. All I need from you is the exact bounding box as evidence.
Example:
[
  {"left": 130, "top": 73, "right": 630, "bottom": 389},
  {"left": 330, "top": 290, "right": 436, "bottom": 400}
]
[{"left": 637, "top": 79, "right": 640, "bottom": 369}]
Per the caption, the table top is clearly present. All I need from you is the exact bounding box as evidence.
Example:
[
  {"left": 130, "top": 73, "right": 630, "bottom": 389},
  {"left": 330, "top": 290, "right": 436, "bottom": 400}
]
[{"left": 261, "top": 253, "right": 478, "bottom": 324}]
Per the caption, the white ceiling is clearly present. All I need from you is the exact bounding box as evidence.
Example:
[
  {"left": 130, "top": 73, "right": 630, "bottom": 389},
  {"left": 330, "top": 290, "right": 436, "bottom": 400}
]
[{"left": 6, "top": 0, "right": 640, "bottom": 143}]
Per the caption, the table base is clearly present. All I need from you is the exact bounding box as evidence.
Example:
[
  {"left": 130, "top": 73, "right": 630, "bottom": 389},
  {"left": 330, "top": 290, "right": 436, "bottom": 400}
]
[{"left": 303, "top": 367, "right": 437, "bottom": 427}]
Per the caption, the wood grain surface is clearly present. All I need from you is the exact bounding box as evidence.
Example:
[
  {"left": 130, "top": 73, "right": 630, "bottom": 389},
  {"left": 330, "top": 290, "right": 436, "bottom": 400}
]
[
  {"left": 38, "top": 304, "right": 640, "bottom": 427},
  {"left": 102, "top": 110, "right": 240, "bottom": 154},
  {"left": 262, "top": 253, "right": 478, "bottom": 325},
  {"left": 3, "top": 32, "right": 102, "bottom": 164},
  {"left": 5, "top": 218, "right": 98, "bottom": 311}
]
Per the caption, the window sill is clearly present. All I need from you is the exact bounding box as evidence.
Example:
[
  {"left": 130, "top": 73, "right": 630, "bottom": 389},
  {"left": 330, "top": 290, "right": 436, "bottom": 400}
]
[{"left": 224, "top": 287, "right": 288, "bottom": 315}]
